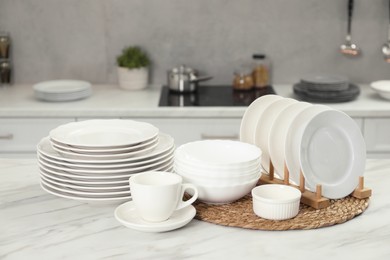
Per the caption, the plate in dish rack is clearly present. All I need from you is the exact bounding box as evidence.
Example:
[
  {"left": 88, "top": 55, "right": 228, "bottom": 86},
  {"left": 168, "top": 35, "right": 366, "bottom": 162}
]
[
  {"left": 298, "top": 109, "right": 366, "bottom": 199},
  {"left": 240, "top": 94, "right": 283, "bottom": 144}
]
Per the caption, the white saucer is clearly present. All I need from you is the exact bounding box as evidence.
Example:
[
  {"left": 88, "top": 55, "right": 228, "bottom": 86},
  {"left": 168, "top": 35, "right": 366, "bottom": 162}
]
[{"left": 114, "top": 201, "right": 196, "bottom": 233}]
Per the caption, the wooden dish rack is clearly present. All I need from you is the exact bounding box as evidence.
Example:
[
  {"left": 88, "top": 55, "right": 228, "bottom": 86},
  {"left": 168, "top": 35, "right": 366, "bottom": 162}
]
[{"left": 259, "top": 159, "right": 372, "bottom": 209}]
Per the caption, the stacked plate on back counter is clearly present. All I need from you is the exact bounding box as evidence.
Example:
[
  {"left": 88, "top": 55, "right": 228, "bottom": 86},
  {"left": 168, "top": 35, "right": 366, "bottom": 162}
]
[
  {"left": 37, "top": 119, "right": 175, "bottom": 203},
  {"left": 33, "top": 80, "right": 92, "bottom": 102},
  {"left": 293, "top": 75, "right": 360, "bottom": 103}
]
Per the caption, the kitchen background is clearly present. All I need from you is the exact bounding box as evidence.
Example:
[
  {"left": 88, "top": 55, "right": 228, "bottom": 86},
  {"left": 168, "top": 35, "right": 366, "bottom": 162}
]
[{"left": 0, "top": 0, "right": 389, "bottom": 85}]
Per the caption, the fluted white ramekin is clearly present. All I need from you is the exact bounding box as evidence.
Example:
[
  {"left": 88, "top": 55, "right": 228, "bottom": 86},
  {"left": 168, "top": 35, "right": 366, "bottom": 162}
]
[{"left": 252, "top": 184, "right": 301, "bottom": 220}]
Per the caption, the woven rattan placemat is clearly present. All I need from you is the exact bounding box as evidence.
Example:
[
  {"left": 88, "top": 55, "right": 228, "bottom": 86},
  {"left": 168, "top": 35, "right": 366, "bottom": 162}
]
[{"left": 193, "top": 194, "right": 369, "bottom": 231}]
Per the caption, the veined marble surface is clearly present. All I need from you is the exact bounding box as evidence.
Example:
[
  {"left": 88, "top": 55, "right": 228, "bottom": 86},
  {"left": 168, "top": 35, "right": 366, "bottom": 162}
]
[
  {"left": 0, "top": 158, "right": 389, "bottom": 260},
  {"left": 0, "top": 84, "right": 389, "bottom": 118}
]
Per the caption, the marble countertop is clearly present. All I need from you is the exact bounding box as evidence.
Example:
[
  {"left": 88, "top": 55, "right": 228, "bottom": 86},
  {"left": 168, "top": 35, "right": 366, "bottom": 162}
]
[
  {"left": 1, "top": 158, "right": 389, "bottom": 260},
  {"left": 0, "top": 84, "right": 389, "bottom": 118}
]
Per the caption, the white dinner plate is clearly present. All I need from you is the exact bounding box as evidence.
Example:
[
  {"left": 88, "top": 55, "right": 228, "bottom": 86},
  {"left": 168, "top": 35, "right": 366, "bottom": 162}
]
[
  {"left": 38, "top": 155, "right": 174, "bottom": 175},
  {"left": 39, "top": 168, "right": 130, "bottom": 185},
  {"left": 298, "top": 109, "right": 366, "bottom": 199},
  {"left": 40, "top": 183, "right": 131, "bottom": 204},
  {"left": 52, "top": 139, "right": 159, "bottom": 160},
  {"left": 268, "top": 102, "right": 312, "bottom": 180},
  {"left": 49, "top": 119, "right": 159, "bottom": 148},
  {"left": 240, "top": 95, "right": 283, "bottom": 144},
  {"left": 37, "top": 134, "right": 175, "bottom": 164},
  {"left": 39, "top": 173, "right": 130, "bottom": 191},
  {"left": 114, "top": 201, "right": 196, "bottom": 232},
  {"left": 40, "top": 178, "right": 131, "bottom": 196},
  {"left": 38, "top": 148, "right": 174, "bottom": 170},
  {"left": 50, "top": 135, "right": 158, "bottom": 154},
  {"left": 285, "top": 105, "right": 332, "bottom": 186},
  {"left": 254, "top": 98, "right": 298, "bottom": 174}
]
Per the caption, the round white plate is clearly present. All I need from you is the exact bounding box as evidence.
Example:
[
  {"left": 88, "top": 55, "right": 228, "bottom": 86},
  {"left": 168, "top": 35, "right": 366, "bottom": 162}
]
[
  {"left": 40, "top": 173, "right": 130, "bottom": 191},
  {"left": 254, "top": 98, "right": 298, "bottom": 174},
  {"left": 50, "top": 135, "right": 158, "bottom": 154},
  {"left": 240, "top": 95, "right": 283, "bottom": 144},
  {"left": 37, "top": 134, "right": 175, "bottom": 164},
  {"left": 114, "top": 201, "right": 196, "bottom": 232},
  {"left": 52, "top": 140, "right": 159, "bottom": 160},
  {"left": 175, "top": 140, "right": 261, "bottom": 167},
  {"left": 285, "top": 105, "right": 332, "bottom": 186},
  {"left": 299, "top": 110, "right": 366, "bottom": 199},
  {"left": 38, "top": 148, "right": 174, "bottom": 170},
  {"left": 40, "top": 178, "right": 131, "bottom": 196},
  {"left": 39, "top": 168, "right": 130, "bottom": 185},
  {"left": 49, "top": 119, "right": 159, "bottom": 148},
  {"left": 38, "top": 155, "right": 174, "bottom": 175},
  {"left": 268, "top": 102, "right": 312, "bottom": 180},
  {"left": 40, "top": 182, "right": 131, "bottom": 204}
]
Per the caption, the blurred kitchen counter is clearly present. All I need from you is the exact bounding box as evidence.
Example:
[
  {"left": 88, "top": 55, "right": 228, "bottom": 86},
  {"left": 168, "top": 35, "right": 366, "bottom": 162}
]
[
  {"left": 0, "top": 158, "right": 389, "bottom": 260},
  {"left": 0, "top": 84, "right": 389, "bottom": 118}
]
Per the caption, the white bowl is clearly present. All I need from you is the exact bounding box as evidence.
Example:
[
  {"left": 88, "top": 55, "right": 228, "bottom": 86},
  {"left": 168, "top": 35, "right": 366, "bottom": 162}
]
[
  {"left": 175, "top": 140, "right": 262, "bottom": 167},
  {"left": 370, "top": 80, "right": 390, "bottom": 100},
  {"left": 174, "top": 159, "right": 261, "bottom": 176},
  {"left": 174, "top": 155, "right": 261, "bottom": 171},
  {"left": 186, "top": 175, "right": 260, "bottom": 204},
  {"left": 176, "top": 167, "right": 261, "bottom": 186},
  {"left": 252, "top": 184, "right": 301, "bottom": 220}
]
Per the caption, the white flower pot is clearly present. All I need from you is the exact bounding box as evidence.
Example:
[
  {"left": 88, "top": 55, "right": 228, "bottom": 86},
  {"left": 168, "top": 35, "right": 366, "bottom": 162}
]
[{"left": 117, "top": 67, "right": 148, "bottom": 90}]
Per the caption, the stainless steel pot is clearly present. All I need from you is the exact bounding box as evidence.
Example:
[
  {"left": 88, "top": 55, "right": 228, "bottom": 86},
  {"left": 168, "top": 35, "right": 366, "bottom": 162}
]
[{"left": 167, "top": 65, "right": 212, "bottom": 93}]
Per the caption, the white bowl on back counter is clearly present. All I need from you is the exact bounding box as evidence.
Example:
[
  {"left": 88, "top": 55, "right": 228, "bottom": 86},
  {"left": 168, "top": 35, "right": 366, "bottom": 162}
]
[{"left": 370, "top": 80, "right": 390, "bottom": 100}]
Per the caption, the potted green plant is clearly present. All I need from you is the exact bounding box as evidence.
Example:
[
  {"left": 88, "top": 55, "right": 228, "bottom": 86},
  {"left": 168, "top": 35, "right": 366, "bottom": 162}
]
[{"left": 116, "top": 46, "right": 150, "bottom": 90}]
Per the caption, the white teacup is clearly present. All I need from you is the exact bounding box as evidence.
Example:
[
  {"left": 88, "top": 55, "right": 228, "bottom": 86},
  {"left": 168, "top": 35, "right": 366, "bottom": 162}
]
[{"left": 129, "top": 171, "right": 198, "bottom": 222}]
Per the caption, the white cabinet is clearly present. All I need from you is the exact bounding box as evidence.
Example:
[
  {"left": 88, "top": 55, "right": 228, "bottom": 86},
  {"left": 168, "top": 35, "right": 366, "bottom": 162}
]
[
  {"left": 0, "top": 118, "right": 75, "bottom": 156},
  {"left": 364, "top": 118, "right": 390, "bottom": 158}
]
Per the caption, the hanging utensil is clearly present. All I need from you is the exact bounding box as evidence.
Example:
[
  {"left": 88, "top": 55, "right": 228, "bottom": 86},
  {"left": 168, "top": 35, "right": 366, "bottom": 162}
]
[
  {"left": 382, "top": 0, "right": 390, "bottom": 62},
  {"left": 340, "top": 0, "right": 361, "bottom": 56}
]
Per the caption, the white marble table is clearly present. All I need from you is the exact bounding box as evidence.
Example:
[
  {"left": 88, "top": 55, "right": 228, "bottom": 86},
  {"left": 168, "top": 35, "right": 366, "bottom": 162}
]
[{"left": 1, "top": 159, "right": 389, "bottom": 260}]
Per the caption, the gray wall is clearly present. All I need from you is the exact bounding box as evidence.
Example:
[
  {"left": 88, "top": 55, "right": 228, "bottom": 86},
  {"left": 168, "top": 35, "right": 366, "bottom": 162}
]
[{"left": 0, "top": 0, "right": 389, "bottom": 85}]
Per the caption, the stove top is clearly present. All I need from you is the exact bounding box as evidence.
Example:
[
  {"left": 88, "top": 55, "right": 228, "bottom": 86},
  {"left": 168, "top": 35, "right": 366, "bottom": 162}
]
[{"left": 158, "top": 85, "right": 276, "bottom": 107}]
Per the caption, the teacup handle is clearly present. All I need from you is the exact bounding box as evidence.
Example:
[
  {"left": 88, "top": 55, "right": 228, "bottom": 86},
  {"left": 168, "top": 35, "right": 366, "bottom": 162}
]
[{"left": 176, "top": 183, "right": 198, "bottom": 211}]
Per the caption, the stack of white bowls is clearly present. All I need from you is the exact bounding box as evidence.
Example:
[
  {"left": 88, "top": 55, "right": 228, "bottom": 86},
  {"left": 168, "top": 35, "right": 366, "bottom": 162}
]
[{"left": 174, "top": 140, "right": 262, "bottom": 204}]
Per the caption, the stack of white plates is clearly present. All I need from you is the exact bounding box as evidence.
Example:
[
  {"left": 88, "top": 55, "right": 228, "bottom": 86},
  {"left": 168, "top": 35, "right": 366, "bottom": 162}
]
[
  {"left": 37, "top": 119, "right": 175, "bottom": 203},
  {"left": 240, "top": 94, "right": 366, "bottom": 199},
  {"left": 33, "top": 80, "right": 92, "bottom": 102},
  {"left": 174, "top": 140, "right": 262, "bottom": 204}
]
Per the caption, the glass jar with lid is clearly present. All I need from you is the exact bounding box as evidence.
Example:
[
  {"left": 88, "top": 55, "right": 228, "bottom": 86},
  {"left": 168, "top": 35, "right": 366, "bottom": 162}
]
[
  {"left": 233, "top": 65, "right": 253, "bottom": 91},
  {"left": 252, "top": 54, "right": 271, "bottom": 89}
]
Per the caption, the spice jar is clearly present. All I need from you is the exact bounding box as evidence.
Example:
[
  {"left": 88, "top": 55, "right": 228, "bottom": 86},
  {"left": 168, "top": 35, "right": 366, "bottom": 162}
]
[
  {"left": 233, "top": 66, "right": 253, "bottom": 91},
  {"left": 252, "top": 54, "right": 271, "bottom": 89},
  {"left": 0, "top": 60, "right": 11, "bottom": 85},
  {"left": 0, "top": 32, "right": 10, "bottom": 59}
]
